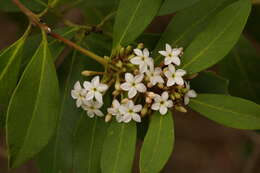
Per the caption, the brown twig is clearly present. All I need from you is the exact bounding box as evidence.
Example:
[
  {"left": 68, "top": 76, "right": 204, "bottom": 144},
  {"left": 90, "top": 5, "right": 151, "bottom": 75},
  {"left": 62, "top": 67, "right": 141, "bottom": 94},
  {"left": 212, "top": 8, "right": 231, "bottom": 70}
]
[{"left": 12, "top": 0, "right": 109, "bottom": 67}]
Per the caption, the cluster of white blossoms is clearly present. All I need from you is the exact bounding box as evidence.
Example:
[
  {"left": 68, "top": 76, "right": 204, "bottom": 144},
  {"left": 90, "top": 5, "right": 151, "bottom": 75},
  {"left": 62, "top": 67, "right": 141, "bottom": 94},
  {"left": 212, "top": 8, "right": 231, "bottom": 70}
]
[{"left": 71, "top": 43, "right": 197, "bottom": 123}]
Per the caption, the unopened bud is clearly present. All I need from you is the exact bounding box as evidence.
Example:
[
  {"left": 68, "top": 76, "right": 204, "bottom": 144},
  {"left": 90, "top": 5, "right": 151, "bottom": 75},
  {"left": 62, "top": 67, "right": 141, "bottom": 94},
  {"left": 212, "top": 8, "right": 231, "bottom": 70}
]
[
  {"left": 125, "top": 45, "right": 133, "bottom": 55},
  {"left": 116, "top": 60, "right": 123, "bottom": 68},
  {"left": 174, "top": 93, "right": 181, "bottom": 99},
  {"left": 147, "top": 92, "right": 155, "bottom": 99},
  {"left": 104, "top": 56, "right": 110, "bottom": 60},
  {"left": 158, "top": 83, "right": 164, "bottom": 89},
  {"left": 115, "top": 79, "right": 121, "bottom": 91},
  {"left": 112, "top": 90, "right": 120, "bottom": 96},
  {"left": 119, "top": 47, "right": 125, "bottom": 58},
  {"left": 133, "top": 69, "right": 139, "bottom": 75},
  {"left": 81, "top": 70, "right": 103, "bottom": 76},
  {"left": 170, "top": 94, "right": 175, "bottom": 100},
  {"left": 141, "top": 106, "right": 148, "bottom": 117},
  {"left": 121, "top": 98, "right": 129, "bottom": 104},
  {"left": 137, "top": 43, "right": 144, "bottom": 49},
  {"left": 175, "top": 105, "right": 187, "bottom": 113},
  {"left": 127, "top": 54, "right": 135, "bottom": 60},
  {"left": 147, "top": 82, "right": 153, "bottom": 88},
  {"left": 145, "top": 97, "right": 152, "bottom": 104},
  {"left": 105, "top": 114, "right": 113, "bottom": 122}
]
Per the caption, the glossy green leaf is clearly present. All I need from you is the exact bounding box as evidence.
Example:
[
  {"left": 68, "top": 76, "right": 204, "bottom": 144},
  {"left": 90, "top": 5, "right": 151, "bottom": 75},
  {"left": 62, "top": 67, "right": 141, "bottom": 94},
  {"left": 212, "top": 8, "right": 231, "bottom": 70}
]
[
  {"left": 218, "top": 36, "right": 260, "bottom": 104},
  {"left": 113, "top": 0, "right": 164, "bottom": 48},
  {"left": 0, "top": 27, "right": 30, "bottom": 127},
  {"left": 190, "top": 94, "right": 260, "bottom": 129},
  {"left": 180, "top": 0, "right": 251, "bottom": 74},
  {"left": 140, "top": 111, "right": 174, "bottom": 173},
  {"left": 158, "top": 0, "right": 200, "bottom": 16},
  {"left": 6, "top": 33, "right": 60, "bottom": 168},
  {"left": 101, "top": 122, "right": 136, "bottom": 173},
  {"left": 154, "top": 0, "right": 236, "bottom": 63},
  {"left": 73, "top": 115, "right": 108, "bottom": 173},
  {"left": 190, "top": 71, "right": 229, "bottom": 94}
]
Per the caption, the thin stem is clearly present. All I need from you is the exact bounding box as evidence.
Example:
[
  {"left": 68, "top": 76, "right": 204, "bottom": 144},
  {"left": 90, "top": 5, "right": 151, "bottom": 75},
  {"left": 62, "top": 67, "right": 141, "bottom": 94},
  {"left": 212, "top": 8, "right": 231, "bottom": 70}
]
[
  {"left": 97, "top": 11, "right": 116, "bottom": 28},
  {"left": 12, "top": 0, "right": 109, "bottom": 67}
]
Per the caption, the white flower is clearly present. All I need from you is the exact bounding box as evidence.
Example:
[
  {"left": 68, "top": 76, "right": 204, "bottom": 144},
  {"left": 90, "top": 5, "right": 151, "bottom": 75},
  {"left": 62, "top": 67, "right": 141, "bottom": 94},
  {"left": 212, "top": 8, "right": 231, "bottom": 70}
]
[
  {"left": 71, "top": 81, "right": 87, "bottom": 107},
  {"left": 145, "top": 63, "right": 164, "bottom": 86},
  {"left": 107, "top": 99, "right": 124, "bottom": 122},
  {"left": 130, "top": 48, "right": 153, "bottom": 73},
  {"left": 120, "top": 73, "right": 147, "bottom": 98},
  {"left": 164, "top": 64, "right": 186, "bottom": 86},
  {"left": 151, "top": 91, "right": 173, "bottom": 115},
  {"left": 82, "top": 100, "right": 104, "bottom": 118},
  {"left": 184, "top": 82, "right": 197, "bottom": 105},
  {"left": 119, "top": 100, "right": 142, "bottom": 123},
  {"left": 159, "top": 44, "right": 182, "bottom": 66},
  {"left": 83, "top": 76, "right": 108, "bottom": 103}
]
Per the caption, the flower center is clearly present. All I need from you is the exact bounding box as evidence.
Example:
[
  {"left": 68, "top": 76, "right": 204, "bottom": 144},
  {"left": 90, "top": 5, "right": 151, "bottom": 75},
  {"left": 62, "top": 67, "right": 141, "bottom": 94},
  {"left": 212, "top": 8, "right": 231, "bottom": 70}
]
[
  {"left": 128, "top": 109, "right": 134, "bottom": 113},
  {"left": 93, "top": 87, "right": 97, "bottom": 91},
  {"left": 131, "top": 82, "right": 136, "bottom": 87},
  {"left": 160, "top": 101, "right": 165, "bottom": 105}
]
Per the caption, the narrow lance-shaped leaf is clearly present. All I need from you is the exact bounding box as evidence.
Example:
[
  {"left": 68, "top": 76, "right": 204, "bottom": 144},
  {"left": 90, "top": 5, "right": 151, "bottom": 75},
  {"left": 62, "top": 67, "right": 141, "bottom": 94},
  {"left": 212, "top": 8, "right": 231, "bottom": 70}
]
[
  {"left": 180, "top": 0, "right": 251, "bottom": 74},
  {"left": 189, "top": 94, "right": 260, "bottom": 130},
  {"left": 113, "top": 0, "right": 164, "bottom": 48},
  {"left": 0, "top": 26, "right": 30, "bottom": 127},
  {"left": 6, "top": 32, "right": 60, "bottom": 168},
  {"left": 190, "top": 71, "right": 229, "bottom": 94},
  {"left": 140, "top": 111, "right": 174, "bottom": 173},
  {"left": 158, "top": 0, "right": 200, "bottom": 16},
  {"left": 218, "top": 36, "right": 260, "bottom": 104},
  {"left": 101, "top": 122, "right": 136, "bottom": 173},
  {"left": 154, "top": 0, "right": 236, "bottom": 63}
]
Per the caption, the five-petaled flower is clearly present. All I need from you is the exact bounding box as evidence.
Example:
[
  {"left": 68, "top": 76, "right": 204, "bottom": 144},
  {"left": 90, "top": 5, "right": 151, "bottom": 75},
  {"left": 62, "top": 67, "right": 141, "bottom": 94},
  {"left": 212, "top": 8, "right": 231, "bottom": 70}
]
[
  {"left": 107, "top": 99, "right": 124, "bottom": 123},
  {"left": 159, "top": 44, "right": 182, "bottom": 66},
  {"left": 164, "top": 64, "right": 186, "bottom": 86},
  {"left": 119, "top": 100, "right": 142, "bottom": 123},
  {"left": 82, "top": 100, "right": 104, "bottom": 118},
  {"left": 130, "top": 48, "right": 153, "bottom": 73},
  {"left": 184, "top": 82, "right": 197, "bottom": 105},
  {"left": 151, "top": 91, "right": 173, "bottom": 115},
  {"left": 83, "top": 76, "right": 108, "bottom": 103},
  {"left": 71, "top": 81, "right": 87, "bottom": 108},
  {"left": 145, "top": 63, "right": 164, "bottom": 86},
  {"left": 120, "top": 73, "right": 147, "bottom": 98}
]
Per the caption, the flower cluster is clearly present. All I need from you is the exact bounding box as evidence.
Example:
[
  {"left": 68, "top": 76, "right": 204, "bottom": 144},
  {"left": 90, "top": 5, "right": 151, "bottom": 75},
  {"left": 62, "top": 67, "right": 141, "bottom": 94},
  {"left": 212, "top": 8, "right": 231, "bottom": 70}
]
[{"left": 71, "top": 43, "right": 197, "bottom": 123}]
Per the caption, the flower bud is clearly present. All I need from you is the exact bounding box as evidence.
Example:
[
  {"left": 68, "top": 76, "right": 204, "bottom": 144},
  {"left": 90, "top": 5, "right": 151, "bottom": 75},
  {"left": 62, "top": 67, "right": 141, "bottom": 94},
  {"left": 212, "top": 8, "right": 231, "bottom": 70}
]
[
  {"left": 145, "top": 97, "right": 152, "bottom": 104},
  {"left": 158, "top": 83, "right": 164, "bottom": 89},
  {"left": 115, "top": 79, "right": 121, "bottom": 91},
  {"left": 174, "top": 93, "right": 181, "bottom": 99},
  {"left": 175, "top": 105, "right": 187, "bottom": 113},
  {"left": 125, "top": 45, "right": 133, "bottom": 55},
  {"left": 81, "top": 70, "right": 103, "bottom": 76},
  {"left": 121, "top": 98, "right": 129, "bottom": 104},
  {"left": 105, "top": 114, "right": 112, "bottom": 122},
  {"left": 112, "top": 90, "right": 120, "bottom": 96},
  {"left": 170, "top": 94, "right": 175, "bottom": 100},
  {"left": 147, "top": 82, "right": 153, "bottom": 88},
  {"left": 133, "top": 69, "right": 139, "bottom": 75},
  {"left": 137, "top": 43, "right": 144, "bottom": 49},
  {"left": 141, "top": 106, "right": 148, "bottom": 117},
  {"left": 119, "top": 47, "right": 125, "bottom": 58},
  {"left": 116, "top": 60, "right": 123, "bottom": 68},
  {"left": 147, "top": 92, "right": 155, "bottom": 99}
]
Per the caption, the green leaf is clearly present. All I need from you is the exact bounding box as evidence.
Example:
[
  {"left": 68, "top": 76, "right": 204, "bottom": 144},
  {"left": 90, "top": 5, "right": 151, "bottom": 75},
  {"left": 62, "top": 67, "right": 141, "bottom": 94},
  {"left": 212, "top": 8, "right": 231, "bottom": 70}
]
[
  {"left": 158, "top": 0, "right": 200, "bottom": 16},
  {"left": 0, "top": 0, "right": 48, "bottom": 12},
  {"left": 6, "top": 33, "right": 60, "bottom": 168},
  {"left": 180, "top": 0, "right": 251, "bottom": 74},
  {"left": 190, "top": 71, "right": 229, "bottom": 94},
  {"left": 113, "top": 0, "right": 164, "bottom": 48},
  {"left": 154, "top": 0, "right": 236, "bottom": 63},
  {"left": 189, "top": 94, "right": 260, "bottom": 130},
  {"left": 101, "top": 122, "right": 136, "bottom": 173},
  {"left": 218, "top": 36, "right": 260, "bottom": 104},
  {"left": 140, "top": 111, "right": 174, "bottom": 173},
  {"left": 73, "top": 115, "right": 108, "bottom": 173},
  {"left": 0, "top": 27, "right": 30, "bottom": 127}
]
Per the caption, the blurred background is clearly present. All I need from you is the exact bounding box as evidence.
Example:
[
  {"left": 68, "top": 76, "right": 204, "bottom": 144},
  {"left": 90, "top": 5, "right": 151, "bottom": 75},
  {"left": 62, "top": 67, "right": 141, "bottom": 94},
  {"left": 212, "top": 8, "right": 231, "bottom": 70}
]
[{"left": 1, "top": 1, "right": 260, "bottom": 173}]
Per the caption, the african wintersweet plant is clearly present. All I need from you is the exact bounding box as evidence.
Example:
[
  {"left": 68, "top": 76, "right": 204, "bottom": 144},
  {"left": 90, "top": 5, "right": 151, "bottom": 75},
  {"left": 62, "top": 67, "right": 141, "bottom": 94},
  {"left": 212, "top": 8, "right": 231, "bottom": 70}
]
[{"left": 0, "top": 0, "right": 260, "bottom": 172}]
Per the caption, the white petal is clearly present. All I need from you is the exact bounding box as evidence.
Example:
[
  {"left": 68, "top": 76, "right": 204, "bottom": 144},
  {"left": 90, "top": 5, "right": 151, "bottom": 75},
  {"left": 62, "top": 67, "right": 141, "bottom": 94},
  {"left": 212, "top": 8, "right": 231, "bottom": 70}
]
[
  {"left": 71, "top": 90, "right": 78, "bottom": 99},
  {"left": 164, "top": 57, "right": 173, "bottom": 65},
  {"left": 185, "top": 81, "right": 190, "bottom": 90},
  {"left": 168, "top": 64, "right": 175, "bottom": 73},
  {"left": 176, "top": 69, "right": 186, "bottom": 76},
  {"left": 95, "top": 92, "right": 103, "bottom": 103},
  {"left": 132, "top": 114, "right": 141, "bottom": 122},
  {"left": 167, "top": 100, "right": 173, "bottom": 108},
  {"left": 161, "top": 91, "right": 169, "bottom": 100},
  {"left": 159, "top": 50, "right": 168, "bottom": 57},
  {"left": 143, "top": 48, "right": 149, "bottom": 57},
  {"left": 155, "top": 76, "right": 164, "bottom": 84},
  {"left": 134, "top": 49, "right": 143, "bottom": 56},
  {"left": 133, "top": 105, "right": 142, "bottom": 112},
  {"left": 74, "top": 81, "right": 81, "bottom": 90},
  {"left": 130, "top": 57, "right": 143, "bottom": 65},
  {"left": 128, "top": 87, "right": 137, "bottom": 98},
  {"left": 172, "top": 48, "right": 181, "bottom": 56},
  {"left": 151, "top": 103, "right": 160, "bottom": 110},
  {"left": 159, "top": 106, "right": 168, "bottom": 115},
  {"left": 175, "top": 77, "right": 184, "bottom": 85},
  {"left": 135, "top": 74, "right": 144, "bottom": 83},
  {"left": 116, "top": 115, "right": 124, "bottom": 123},
  {"left": 184, "top": 96, "right": 190, "bottom": 105},
  {"left": 94, "top": 110, "right": 104, "bottom": 117},
  {"left": 164, "top": 71, "right": 172, "bottom": 79},
  {"left": 112, "top": 99, "right": 120, "bottom": 108},
  {"left": 123, "top": 115, "right": 132, "bottom": 123},
  {"left": 76, "top": 99, "right": 82, "bottom": 107},
  {"left": 167, "top": 78, "right": 175, "bottom": 86},
  {"left": 187, "top": 90, "right": 197, "bottom": 98},
  {"left": 154, "top": 67, "right": 162, "bottom": 74},
  {"left": 85, "top": 91, "right": 94, "bottom": 100},
  {"left": 98, "top": 84, "right": 108, "bottom": 92},
  {"left": 92, "top": 76, "right": 100, "bottom": 86},
  {"left": 166, "top": 44, "right": 172, "bottom": 52},
  {"left": 83, "top": 81, "right": 91, "bottom": 90},
  {"left": 139, "top": 64, "right": 148, "bottom": 73},
  {"left": 120, "top": 83, "right": 131, "bottom": 91},
  {"left": 125, "top": 73, "right": 134, "bottom": 82},
  {"left": 172, "top": 57, "right": 181, "bottom": 66},
  {"left": 87, "top": 110, "right": 95, "bottom": 118},
  {"left": 136, "top": 83, "right": 147, "bottom": 93}
]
